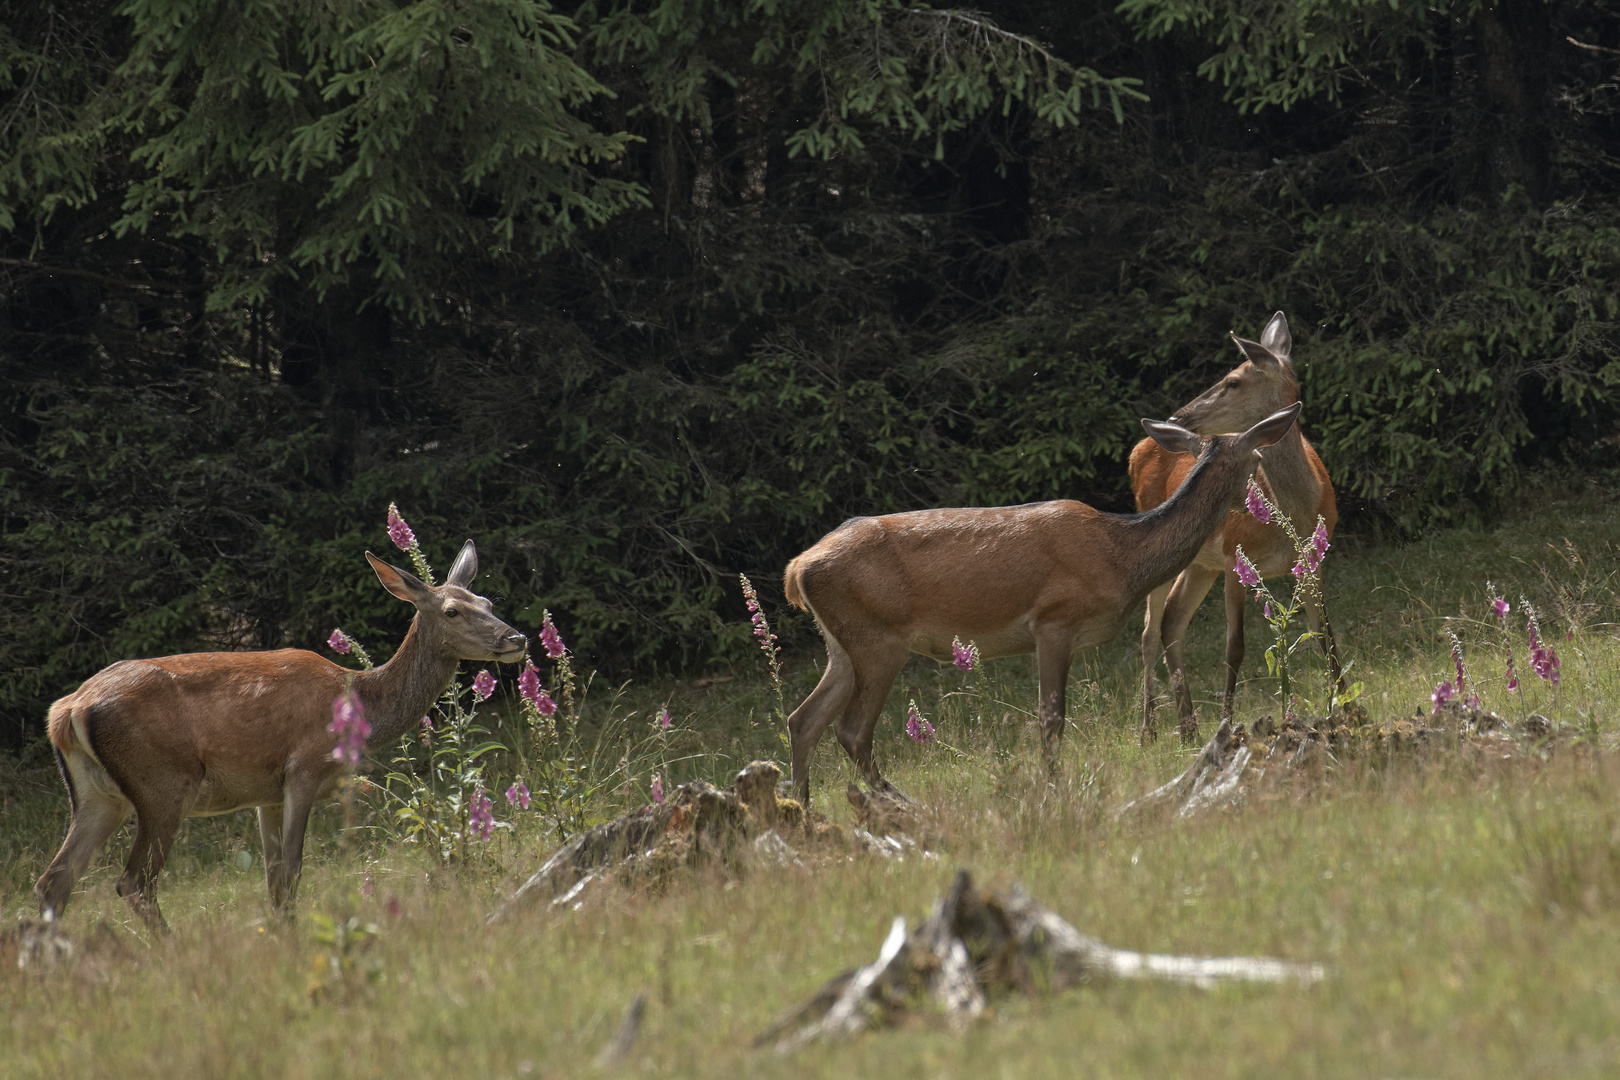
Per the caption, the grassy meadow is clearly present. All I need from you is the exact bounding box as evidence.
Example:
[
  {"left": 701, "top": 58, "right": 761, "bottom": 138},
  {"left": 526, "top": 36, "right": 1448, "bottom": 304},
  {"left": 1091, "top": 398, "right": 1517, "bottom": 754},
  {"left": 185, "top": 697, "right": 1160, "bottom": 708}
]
[{"left": 3, "top": 491, "right": 1620, "bottom": 1078}]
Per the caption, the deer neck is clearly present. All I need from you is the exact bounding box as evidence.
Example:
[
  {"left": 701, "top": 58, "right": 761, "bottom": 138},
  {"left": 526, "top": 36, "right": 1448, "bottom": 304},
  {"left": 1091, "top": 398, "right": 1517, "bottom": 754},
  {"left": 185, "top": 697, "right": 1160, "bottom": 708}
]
[
  {"left": 353, "top": 616, "right": 461, "bottom": 747},
  {"left": 1118, "top": 442, "right": 1251, "bottom": 602},
  {"left": 1254, "top": 424, "right": 1323, "bottom": 530}
]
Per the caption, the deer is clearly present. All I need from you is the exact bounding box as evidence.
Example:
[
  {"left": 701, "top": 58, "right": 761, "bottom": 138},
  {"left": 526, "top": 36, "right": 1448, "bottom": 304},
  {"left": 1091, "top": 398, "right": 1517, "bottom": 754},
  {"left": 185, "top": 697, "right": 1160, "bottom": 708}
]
[
  {"left": 1129, "top": 312, "right": 1345, "bottom": 746},
  {"left": 34, "top": 540, "right": 526, "bottom": 931},
  {"left": 781, "top": 403, "right": 1303, "bottom": 807}
]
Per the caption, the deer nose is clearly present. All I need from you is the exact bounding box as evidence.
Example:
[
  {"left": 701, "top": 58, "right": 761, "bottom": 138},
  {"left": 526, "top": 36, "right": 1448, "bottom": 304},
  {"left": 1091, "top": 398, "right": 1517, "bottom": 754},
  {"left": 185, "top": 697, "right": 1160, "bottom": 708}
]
[{"left": 496, "top": 631, "right": 528, "bottom": 657}]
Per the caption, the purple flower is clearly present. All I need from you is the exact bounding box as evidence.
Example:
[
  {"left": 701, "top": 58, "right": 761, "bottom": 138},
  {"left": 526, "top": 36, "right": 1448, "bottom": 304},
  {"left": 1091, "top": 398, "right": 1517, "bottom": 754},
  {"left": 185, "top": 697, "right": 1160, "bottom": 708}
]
[
  {"left": 328, "top": 690, "right": 371, "bottom": 767},
  {"left": 905, "top": 703, "right": 935, "bottom": 743},
  {"left": 1506, "top": 656, "right": 1518, "bottom": 692},
  {"left": 505, "top": 782, "right": 531, "bottom": 810},
  {"left": 1245, "top": 480, "right": 1272, "bottom": 524},
  {"left": 518, "top": 661, "right": 547, "bottom": 710},
  {"left": 421, "top": 714, "right": 433, "bottom": 731},
  {"left": 1311, "top": 521, "right": 1331, "bottom": 562},
  {"left": 1431, "top": 680, "right": 1455, "bottom": 713},
  {"left": 468, "top": 786, "right": 495, "bottom": 841},
  {"left": 1234, "top": 549, "right": 1261, "bottom": 589},
  {"left": 951, "top": 636, "right": 976, "bottom": 672},
  {"left": 386, "top": 503, "right": 416, "bottom": 552},
  {"left": 1262, "top": 601, "right": 1273, "bottom": 620},
  {"left": 656, "top": 706, "right": 673, "bottom": 730},
  {"left": 361, "top": 871, "right": 374, "bottom": 898},
  {"left": 472, "top": 669, "right": 497, "bottom": 701},
  {"left": 1491, "top": 597, "right": 1510, "bottom": 620},
  {"left": 651, "top": 774, "right": 665, "bottom": 804},
  {"left": 327, "top": 629, "right": 352, "bottom": 656},
  {"left": 540, "top": 615, "right": 566, "bottom": 659},
  {"left": 1450, "top": 633, "right": 1466, "bottom": 693}
]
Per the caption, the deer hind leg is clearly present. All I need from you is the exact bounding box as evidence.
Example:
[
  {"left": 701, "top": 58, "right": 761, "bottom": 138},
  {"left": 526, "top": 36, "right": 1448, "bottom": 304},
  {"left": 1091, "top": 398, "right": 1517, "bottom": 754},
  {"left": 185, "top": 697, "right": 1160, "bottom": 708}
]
[
  {"left": 787, "top": 637, "right": 857, "bottom": 807},
  {"left": 35, "top": 769, "right": 131, "bottom": 921},
  {"left": 1161, "top": 565, "right": 1222, "bottom": 745},
  {"left": 1139, "top": 582, "right": 1173, "bottom": 745},
  {"left": 834, "top": 640, "right": 910, "bottom": 800},
  {"left": 1035, "top": 631, "right": 1075, "bottom": 760},
  {"left": 116, "top": 800, "right": 184, "bottom": 933},
  {"left": 1221, "top": 571, "right": 1248, "bottom": 722}
]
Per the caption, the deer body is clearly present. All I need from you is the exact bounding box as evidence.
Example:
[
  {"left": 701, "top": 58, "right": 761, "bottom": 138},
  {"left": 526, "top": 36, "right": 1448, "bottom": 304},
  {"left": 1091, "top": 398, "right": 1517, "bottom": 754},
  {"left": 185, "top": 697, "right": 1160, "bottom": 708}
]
[
  {"left": 783, "top": 405, "right": 1302, "bottom": 806},
  {"left": 35, "top": 541, "right": 525, "bottom": 930},
  {"left": 1130, "top": 312, "right": 1344, "bottom": 744}
]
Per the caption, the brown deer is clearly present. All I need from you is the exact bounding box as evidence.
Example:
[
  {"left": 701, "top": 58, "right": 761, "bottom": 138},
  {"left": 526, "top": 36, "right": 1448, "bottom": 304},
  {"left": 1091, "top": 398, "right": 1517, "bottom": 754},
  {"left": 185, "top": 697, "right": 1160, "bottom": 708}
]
[
  {"left": 34, "top": 541, "right": 526, "bottom": 930},
  {"left": 782, "top": 404, "right": 1303, "bottom": 806},
  {"left": 1129, "top": 312, "right": 1344, "bottom": 745}
]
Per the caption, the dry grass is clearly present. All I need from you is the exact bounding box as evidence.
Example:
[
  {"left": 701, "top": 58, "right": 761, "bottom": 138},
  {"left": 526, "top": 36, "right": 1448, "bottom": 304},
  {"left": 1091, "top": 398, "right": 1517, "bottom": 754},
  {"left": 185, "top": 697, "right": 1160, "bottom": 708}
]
[{"left": 3, "top": 495, "right": 1620, "bottom": 1078}]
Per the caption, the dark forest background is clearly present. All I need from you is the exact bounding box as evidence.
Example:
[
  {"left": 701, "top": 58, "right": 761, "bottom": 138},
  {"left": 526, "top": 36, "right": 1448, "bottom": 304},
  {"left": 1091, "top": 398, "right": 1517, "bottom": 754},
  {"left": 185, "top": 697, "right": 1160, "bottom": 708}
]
[{"left": 2, "top": 0, "right": 1617, "bottom": 750}]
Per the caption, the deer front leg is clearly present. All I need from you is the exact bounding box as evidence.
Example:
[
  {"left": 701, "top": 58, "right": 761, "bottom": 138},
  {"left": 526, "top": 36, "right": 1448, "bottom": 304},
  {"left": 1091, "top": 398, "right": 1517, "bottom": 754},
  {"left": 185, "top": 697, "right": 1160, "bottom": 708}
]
[
  {"left": 1035, "top": 632, "right": 1074, "bottom": 760},
  {"left": 259, "top": 804, "right": 287, "bottom": 909},
  {"left": 1162, "top": 565, "right": 1222, "bottom": 744},
  {"left": 271, "top": 782, "right": 322, "bottom": 918},
  {"left": 1221, "top": 570, "right": 1248, "bottom": 722},
  {"left": 1139, "top": 582, "right": 1173, "bottom": 745}
]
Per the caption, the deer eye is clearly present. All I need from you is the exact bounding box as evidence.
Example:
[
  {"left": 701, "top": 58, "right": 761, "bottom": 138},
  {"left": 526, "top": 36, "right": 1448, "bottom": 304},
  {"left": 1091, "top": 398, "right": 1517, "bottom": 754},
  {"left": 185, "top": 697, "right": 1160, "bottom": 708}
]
[{"left": 444, "top": 608, "right": 461, "bottom": 618}]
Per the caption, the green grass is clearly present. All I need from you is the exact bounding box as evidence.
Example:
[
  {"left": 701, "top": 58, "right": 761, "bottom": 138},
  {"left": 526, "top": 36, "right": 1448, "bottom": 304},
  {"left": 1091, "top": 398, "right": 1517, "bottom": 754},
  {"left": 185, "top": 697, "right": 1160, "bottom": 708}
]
[{"left": 4, "top": 493, "right": 1620, "bottom": 1078}]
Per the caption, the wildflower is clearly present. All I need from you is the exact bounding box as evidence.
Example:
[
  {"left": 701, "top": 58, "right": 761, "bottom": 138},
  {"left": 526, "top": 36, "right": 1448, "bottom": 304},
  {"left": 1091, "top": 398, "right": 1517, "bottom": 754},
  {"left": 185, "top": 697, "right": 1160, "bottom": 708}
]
[
  {"left": 468, "top": 786, "right": 495, "bottom": 841},
  {"left": 1505, "top": 657, "right": 1518, "bottom": 693},
  {"left": 505, "top": 782, "right": 531, "bottom": 810},
  {"left": 656, "top": 706, "right": 673, "bottom": 730},
  {"left": 905, "top": 701, "right": 935, "bottom": 743},
  {"left": 327, "top": 629, "right": 352, "bottom": 655},
  {"left": 539, "top": 614, "right": 566, "bottom": 659},
  {"left": 740, "top": 574, "right": 778, "bottom": 650},
  {"left": 1431, "top": 680, "right": 1455, "bottom": 713},
  {"left": 472, "top": 669, "right": 497, "bottom": 701},
  {"left": 1234, "top": 548, "right": 1261, "bottom": 589},
  {"left": 651, "top": 774, "right": 665, "bottom": 804},
  {"left": 385, "top": 897, "right": 401, "bottom": 919},
  {"left": 386, "top": 502, "right": 416, "bottom": 552},
  {"left": 1449, "top": 633, "right": 1466, "bottom": 693},
  {"left": 951, "top": 636, "right": 977, "bottom": 672},
  {"left": 1311, "top": 520, "right": 1331, "bottom": 563},
  {"left": 1523, "top": 604, "right": 1560, "bottom": 686},
  {"left": 361, "top": 871, "right": 374, "bottom": 899},
  {"left": 421, "top": 714, "right": 433, "bottom": 731},
  {"left": 1491, "top": 597, "right": 1510, "bottom": 620},
  {"left": 328, "top": 690, "right": 371, "bottom": 767},
  {"left": 1262, "top": 601, "right": 1273, "bottom": 620},
  {"left": 1244, "top": 480, "right": 1272, "bottom": 524}
]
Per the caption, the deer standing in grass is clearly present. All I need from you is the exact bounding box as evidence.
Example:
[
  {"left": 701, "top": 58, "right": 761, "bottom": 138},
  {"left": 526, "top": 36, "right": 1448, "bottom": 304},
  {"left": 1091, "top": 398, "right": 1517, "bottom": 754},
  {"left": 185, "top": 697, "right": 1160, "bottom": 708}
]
[
  {"left": 782, "top": 404, "right": 1303, "bottom": 806},
  {"left": 1130, "top": 312, "right": 1345, "bottom": 746},
  {"left": 34, "top": 541, "right": 526, "bottom": 931}
]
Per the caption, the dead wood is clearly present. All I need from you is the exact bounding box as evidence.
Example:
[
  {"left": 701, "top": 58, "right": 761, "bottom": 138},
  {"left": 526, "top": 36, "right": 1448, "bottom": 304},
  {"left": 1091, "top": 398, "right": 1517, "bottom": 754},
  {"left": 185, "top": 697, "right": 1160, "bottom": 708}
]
[
  {"left": 490, "top": 761, "right": 839, "bottom": 924},
  {"left": 760, "top": 868, "right": 1324, "bottom": 1051},
  {"left": 1, "top": 917, "right": 130, "bottom": 979}
]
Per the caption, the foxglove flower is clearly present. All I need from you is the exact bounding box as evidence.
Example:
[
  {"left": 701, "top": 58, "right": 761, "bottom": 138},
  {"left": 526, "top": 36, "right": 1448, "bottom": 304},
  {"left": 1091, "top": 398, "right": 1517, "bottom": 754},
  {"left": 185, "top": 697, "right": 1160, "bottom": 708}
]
[
  {"left": 468, "top": 786, "right": 495, "bottom": 841},
  {"left": 386, "top": 503, "right": 416, "bottom": 552},
  {"left": 1311, "top": 521, "right": 1331, "bottom": 563},
  {"left": 1449, "top": 633, "right": 1466, "bottom": 694},
  {"left": 472, "top": 669, "right": 497, "bottom": 701},
  {"left": 905, "top": 702, "right": 935, "bottom": 743},
  {"left": 327, "top": 629, "right": 352, "bottom": 655},
  {"left": 328, "top": 690, "right": 371, "bottom": 767},
  {"left": 951, "top": 636, "right": 977, "bottom": 672},
  {"left": 1262, "top": 601, "right": 1273, "bottom": 620},
  {"left": 1505, "top": 657, "right": 1518, "bottom": 693},
  {"left": 517, "top": 660, "right": 554, "bottom": 714},
  {"left": 1491, "top": 597, "right": 1510, "bottom": 620},
  {"left": 1431, "top": 680, "right": 1455, "bottom": 713},
  {"left": 1234, "top": 549, "right": 1261, "bottom": 589},
  {"left": 651, "top": 774, "right": 665, "bottom": 804},
  {"left": 361, "top": 871, "right": 374, "bottom": 898},
  {"left": 505, "top": 782, "right": 531, "bottom": 810},
  {"left": 1244, "top": 480, "right": 1271, "bottom": 524},
  {"left": 656, "top": 706, "right": 673, "bottom": 730},
  {"left": 539, "top": 614, "right": 566, "bottom": 659}
]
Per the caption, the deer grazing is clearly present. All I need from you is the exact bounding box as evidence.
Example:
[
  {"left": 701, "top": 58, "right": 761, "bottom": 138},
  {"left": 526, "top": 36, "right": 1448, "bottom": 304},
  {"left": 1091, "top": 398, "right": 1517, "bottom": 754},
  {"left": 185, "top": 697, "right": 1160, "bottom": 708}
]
[
  {"left": 782, "top": 404, "right": 1303, "bottom": 806},
  {"left": 34, "top": 541, "right": 526, "bottom": 930},
  {"left": 1130, "top": 312, "right": 1344, "bottom": 745}
]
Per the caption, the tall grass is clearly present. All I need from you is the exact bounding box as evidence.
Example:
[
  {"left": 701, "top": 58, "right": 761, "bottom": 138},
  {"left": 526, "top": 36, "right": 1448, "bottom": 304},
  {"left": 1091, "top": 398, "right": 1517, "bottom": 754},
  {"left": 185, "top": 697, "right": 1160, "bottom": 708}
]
[{"left": 2, "top": 494, "right": 1618, "bottom": 1078}]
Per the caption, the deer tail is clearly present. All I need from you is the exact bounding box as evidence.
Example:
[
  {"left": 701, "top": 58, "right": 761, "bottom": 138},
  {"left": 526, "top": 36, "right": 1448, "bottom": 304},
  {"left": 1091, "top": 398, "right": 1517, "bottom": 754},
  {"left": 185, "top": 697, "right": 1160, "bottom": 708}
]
[{"left": 783, "top": 554, "right": 811, "bottom": 613}]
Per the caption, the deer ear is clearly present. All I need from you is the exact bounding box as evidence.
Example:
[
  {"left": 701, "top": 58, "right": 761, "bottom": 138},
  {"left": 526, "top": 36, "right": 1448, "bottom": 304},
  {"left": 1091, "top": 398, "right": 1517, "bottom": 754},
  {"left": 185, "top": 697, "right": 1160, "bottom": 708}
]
[
  {"left": 445, "top": 540, "right": 478, "bottom": 589},
  {"left": 367, "top": 552, "right": 431, "bottom": 605},
  {"left": 1240, "top": 402, "right": 1301, "bottom": 449},
  {"left": 1231, "top": 333, "right": 1283, "bottom": 372},
  {"left": 1141, "top": 417, "right": 1203, "bottom": 456},
  {"left": 1260, "top": 311, "right": 1291, "bottom": 360}
]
